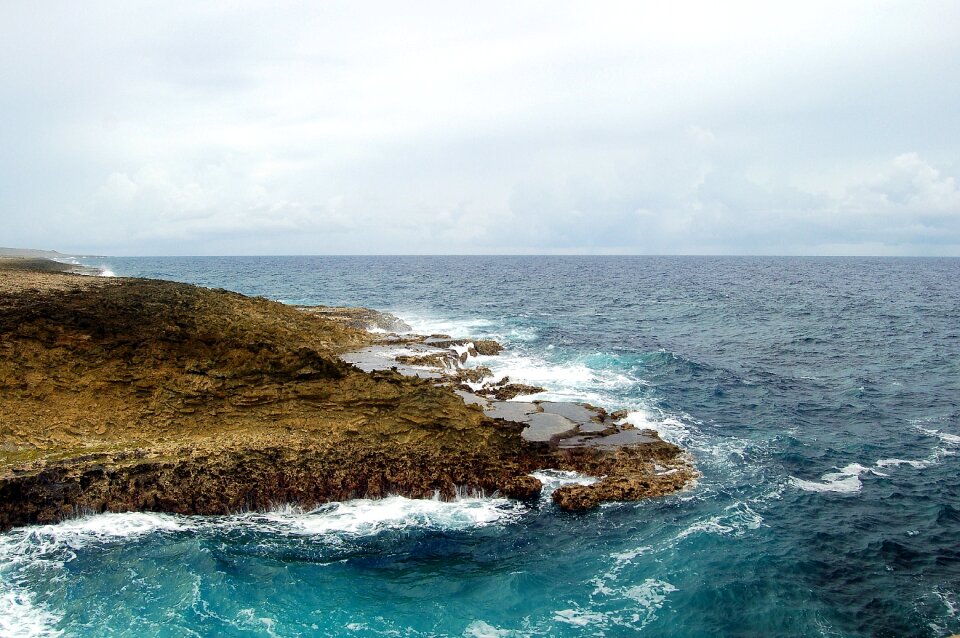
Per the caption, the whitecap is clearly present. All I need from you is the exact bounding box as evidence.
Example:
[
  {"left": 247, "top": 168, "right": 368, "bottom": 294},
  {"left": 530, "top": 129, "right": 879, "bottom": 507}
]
[
  {"left": 863, "top": 425, "right": 960, "bottom": 473},
  {"left": 390, "top": 312, "right": 495, "bottom": 339},
  {"left": 0, "top": 513, "right": 185, "bottom": 638},
  {"left": 253, "top": 495, "right": 525, "bottom": 536},
  {"left": 0, "top": 587, "right": 64, "bottom": 638},
  {"left": 462, "top": 620, "right": 531, "bottom": 637},
  {"left": 675, "top": 501, "right": 763, "bottom": 540},
  {"left": 3, "top": 512, "right": 188, "bottom": 556},
  {"left": 622, "top": 579, "right": 678, "bottom": 612},
  {"left": 0, "top": 497, "right": 529, "bottom": 637},
  {"left": 789, "top": 463, "right": 883, "bottom": 494},
  {"left": 591, "top": 546, "right": 653, "bottom": 596},
  {"left": 915, "top": 424, "right": 960, "bottom": 447},
  {"left": 552, "top": 608, "right": 609, "bottom": 627},
  {"left": 875, "top": 458, "right": 932, "bottom": 469},
  {"left": 469, "top": 350, "right": 645, "bottom": 410}
]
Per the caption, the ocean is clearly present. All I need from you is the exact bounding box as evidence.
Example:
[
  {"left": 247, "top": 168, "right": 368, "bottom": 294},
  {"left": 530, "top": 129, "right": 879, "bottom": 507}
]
[{"left": 2, "top": 255, "right": 959, "bottom": 637}]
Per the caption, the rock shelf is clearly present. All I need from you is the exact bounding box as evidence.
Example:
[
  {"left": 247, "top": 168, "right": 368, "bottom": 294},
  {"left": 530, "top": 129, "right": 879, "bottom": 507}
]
[
  {"left": 342, "top": 337, "right": 666, "bottom": 451},
  {"left": 0, "top": 258, "right": 696, "bottom": 530}
]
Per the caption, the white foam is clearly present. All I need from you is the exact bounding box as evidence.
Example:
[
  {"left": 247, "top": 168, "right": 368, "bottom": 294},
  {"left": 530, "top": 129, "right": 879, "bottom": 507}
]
[
  {"left": 388, "top": 345, "right": 454, "bottom": 368},
  {"left": 552, "top": 608, "right": 608, "bottom": 627},
  {"left": 235, "top": 609, "right": 280, "bottom": 638},
  {"left": 450, "top": 342, "right": 475, "bottom": 361},
  {"left": 2, "top": 512, "right": 187, "bottom": 559},
  {"left": 875, "top": 458, "right": 932, "bottom": 469},
  {"left": 789, "top": 463, "right": 883, "bottom": 494},
  {"left": 391, "top": 313, "right": 495, "bottom": 339},
  {"left": 591, "top": 546, "right": 653, "bottom": 596},
  {"left": 926, "top": 587, "right": 959, "bottom": 636},
  {"left": 622, "top": 578, "right": 678, "bottom": 612},
  {"left": 255, "top": 495, "right": 525, "bottom": 536},
  {"left": 97, "top": 268, "right": 116, "bottom": 277},
  {"left": 475, "top": 351, "right": 634, "bottom": 406},
  {"left": 0, "top": 497, "right": 529, "bottom": 636},
  {"left": 0, "top": 513, "right": 184, "bottom": 638},
  {"left": 463, "top": 620, "right": 530, "bottom": 637},
  {"left": 934, "top": 588, "right": 958, "bottom": 617},
  {"left": 915, "top": 424, "right": 960, "bottom": 447},
  {"left": 553, "top": 581, "right": 676, "bottom": 630},
  {"left": 529, "top": 470, "right": 597, "bottom": 499},
  {"left": 796, "top": 424, "right": 960, "bottom": 492},
  {"left": 675, "top": 501, "right": 763, "bottom": 540},
  {"left": 609, "top": 546, "right": 652, "bottom": 565},
  {"left": 2, "top": 496, "right": 523, "bottom": 553},
  {"left": 622, "top": 410, "right": 689, "bottom": 445},
  {"left": 398, "top": 313, "right": 698, "bottom": 454},
  {"left": 0, "top": 588, "right": 64, "bottom": 638},
  {"left": 793, "top": 430, "right": 959, "bottom": 493},
  {"left": 904, "top": 424, "right": 960, "bottom": 468}
]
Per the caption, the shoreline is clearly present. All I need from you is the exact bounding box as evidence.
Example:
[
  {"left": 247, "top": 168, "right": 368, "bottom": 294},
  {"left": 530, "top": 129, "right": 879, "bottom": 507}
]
[{"left": 0, "top": 257, "right": 696, "bottom": 530}]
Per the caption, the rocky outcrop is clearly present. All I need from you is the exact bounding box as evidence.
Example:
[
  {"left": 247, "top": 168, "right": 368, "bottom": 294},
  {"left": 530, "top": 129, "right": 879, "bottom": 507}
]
[
  {"left": 475, "top": 381, "right": 548, "bottom": 401},
  {"left": 0, "top": 259, "right": 696, "bottom": 530},
  {"left": 296, "top": 305, "right": 412, "bottom": 333}
]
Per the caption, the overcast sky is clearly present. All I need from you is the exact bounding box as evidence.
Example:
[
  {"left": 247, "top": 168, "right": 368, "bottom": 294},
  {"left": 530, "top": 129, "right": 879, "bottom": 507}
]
[{"left": 2, "top": 1, "right": 959, "bottom": 255}]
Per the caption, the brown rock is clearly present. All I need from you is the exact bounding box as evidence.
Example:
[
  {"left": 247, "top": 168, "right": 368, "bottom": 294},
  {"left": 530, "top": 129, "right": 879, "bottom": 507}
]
[
  {"left": 455, "top": 366, "right": 493, "bottom": 384},
  {"left": 497, "top": 475, "right": 543, "bottom": 500},
  {"left": 0, "top": 259, "right": 696, "bottom": 529},
  {"left": 476, "top": 383, "right": 547, "bottom": 401},
  {"left": 395, "top": 353, "right": 453, "bottom": 368},
  {"left": 473, "top": 339, "right": 504, "bottom": 355}
]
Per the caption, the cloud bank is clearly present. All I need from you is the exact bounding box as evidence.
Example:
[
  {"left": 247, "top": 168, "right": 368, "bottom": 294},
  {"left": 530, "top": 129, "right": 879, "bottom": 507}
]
[{"left": 2, "top": 1, "right": 959, "bottom": 255}]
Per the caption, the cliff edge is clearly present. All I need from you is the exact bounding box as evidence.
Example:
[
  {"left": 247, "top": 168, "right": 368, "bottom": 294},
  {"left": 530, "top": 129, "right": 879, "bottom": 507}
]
[{"left": 0, "top": 258, "right": 695, "bottom": 530}]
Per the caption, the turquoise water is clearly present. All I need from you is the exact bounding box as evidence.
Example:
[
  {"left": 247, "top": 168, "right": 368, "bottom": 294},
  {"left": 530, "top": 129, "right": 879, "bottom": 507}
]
[{"left": 3, "top": 256, "right": 959, "bottom": 637}]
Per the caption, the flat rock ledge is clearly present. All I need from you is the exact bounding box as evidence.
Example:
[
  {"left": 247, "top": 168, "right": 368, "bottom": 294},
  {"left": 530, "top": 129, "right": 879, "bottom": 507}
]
[
  {"left": 339, "top": 323, "right": 697, "bottom": 510},
  {"left": 0, "top": 259, "right": 696, "bottom": 531}
]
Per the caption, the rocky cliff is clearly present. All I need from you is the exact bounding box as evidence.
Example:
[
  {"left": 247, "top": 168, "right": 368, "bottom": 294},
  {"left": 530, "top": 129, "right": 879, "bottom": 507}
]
[{"left": 0, "top": 259, "right": 695, "bottom": 530}]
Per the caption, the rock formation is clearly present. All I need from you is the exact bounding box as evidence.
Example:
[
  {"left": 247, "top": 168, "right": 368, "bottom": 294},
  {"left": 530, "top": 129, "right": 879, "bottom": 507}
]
[{"left": 0, "top": 258, "right": 696, "bottom": 530}]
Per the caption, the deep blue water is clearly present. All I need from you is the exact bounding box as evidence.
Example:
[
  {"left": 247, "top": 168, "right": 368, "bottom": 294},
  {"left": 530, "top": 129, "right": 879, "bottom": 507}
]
[{"left": 3, "top": 256, "right": 960, "bottom": 637}]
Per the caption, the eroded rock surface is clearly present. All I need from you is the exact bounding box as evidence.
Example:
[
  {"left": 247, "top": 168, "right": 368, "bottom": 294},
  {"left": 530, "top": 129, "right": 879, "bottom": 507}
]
[
  {"left": 0, "top": 259, "right": 696, "bottom": 529},
  {"left": 296, "top": 305, "right": 412, "bottom": 333},
  {"left": 339, "top": 330, "right": 698, "bottom": 509}
]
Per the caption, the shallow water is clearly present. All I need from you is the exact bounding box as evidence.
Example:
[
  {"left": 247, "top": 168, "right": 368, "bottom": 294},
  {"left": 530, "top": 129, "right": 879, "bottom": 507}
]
[{"left": 3, "top": 256, "right": 959, "bottom": 637}]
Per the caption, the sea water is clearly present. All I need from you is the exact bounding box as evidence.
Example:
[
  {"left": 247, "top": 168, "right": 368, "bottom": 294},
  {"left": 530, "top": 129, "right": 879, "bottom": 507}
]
[{"left": 2, "top": 256, "right": 959, "bottom": 637}]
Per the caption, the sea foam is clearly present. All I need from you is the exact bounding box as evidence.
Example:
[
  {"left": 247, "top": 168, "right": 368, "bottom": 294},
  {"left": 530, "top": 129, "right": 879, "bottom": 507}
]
[
  {"left": 0, "top": 588, "right": 63, "bottom": 638},
  {"left": 0, "top": 497, "right": 529, "bottom": 637},
  {"left": 0, "top": 512, "right": 187, "bottom": 638},
  {"left": 796, "top": 424, "right": 960, "bottom": 495},
  {"left": 252, "top": 495, "right": 525, "bottom": 536},
  {"left": 790, "top": 463, "right": 882, "bottom": 494}
]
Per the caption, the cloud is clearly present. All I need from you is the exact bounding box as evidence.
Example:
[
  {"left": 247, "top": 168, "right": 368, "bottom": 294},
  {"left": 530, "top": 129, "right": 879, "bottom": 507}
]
[
  {"left": 1, "top": 1, "right": 959, "bottom": 255},
  {"left": 859, "top": 153, "right": 960, "bottom": 213}
]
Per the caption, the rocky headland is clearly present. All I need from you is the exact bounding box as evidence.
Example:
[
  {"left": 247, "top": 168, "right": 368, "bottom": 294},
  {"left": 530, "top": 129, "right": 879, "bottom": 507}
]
[{"left": 0, "top": 257, "right": 696, "bottom": 530}]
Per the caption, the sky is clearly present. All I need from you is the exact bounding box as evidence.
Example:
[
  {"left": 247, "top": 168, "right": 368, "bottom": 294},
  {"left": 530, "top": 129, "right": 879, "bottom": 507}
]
[{"left": 2, "top": 1, "right": 959, "bottom": 256}]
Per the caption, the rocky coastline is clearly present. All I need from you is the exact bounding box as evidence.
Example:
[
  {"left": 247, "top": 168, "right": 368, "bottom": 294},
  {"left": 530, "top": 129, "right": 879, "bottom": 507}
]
[{"left": 0, "top": 258, "right": 696, "bottom": 531}]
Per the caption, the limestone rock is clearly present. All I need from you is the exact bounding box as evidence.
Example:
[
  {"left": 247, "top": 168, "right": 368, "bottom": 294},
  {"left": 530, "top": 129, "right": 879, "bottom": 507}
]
[{"left": 0, "top": 259, "right": 697, "bottom": 528}]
